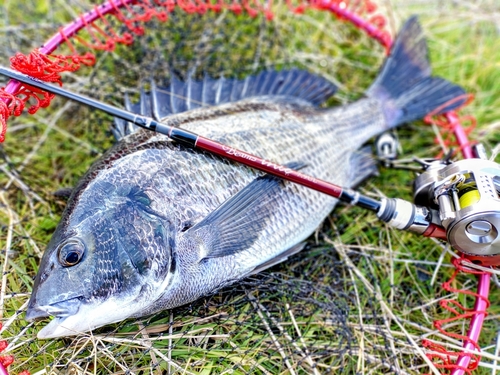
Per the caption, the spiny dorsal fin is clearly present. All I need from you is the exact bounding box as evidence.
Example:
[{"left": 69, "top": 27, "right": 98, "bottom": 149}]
[
  {"left": 112, "top": 89, "right": 149, "bottom": 140},
  {"left": 152, "top": 69, "right": 337, "bottom": 119},
  {"left": 113, "top": 69, "right": 337, "bottom": 140}
]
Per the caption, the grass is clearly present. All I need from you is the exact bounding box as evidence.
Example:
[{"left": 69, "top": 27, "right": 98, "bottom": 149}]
[{"left": 0, "top": 0, "right": 500, "bottom": 374}]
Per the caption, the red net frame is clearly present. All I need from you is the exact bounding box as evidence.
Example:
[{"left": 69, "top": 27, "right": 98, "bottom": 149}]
[
  {"left": 0, "top": 0, "right": 392, "bottom": 143},
  {"left": 422, "top": 258, "right": 490, "bottom": 375},
  {"left": 0, "top": 1, "right": 492, "bottom": 374}
]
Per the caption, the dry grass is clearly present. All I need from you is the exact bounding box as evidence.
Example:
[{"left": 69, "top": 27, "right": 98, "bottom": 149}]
[{"left": 0, "top": 0, "right": 499, "bottom": 374}]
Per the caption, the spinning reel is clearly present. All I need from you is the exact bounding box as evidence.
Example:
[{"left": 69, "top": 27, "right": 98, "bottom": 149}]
[
  {"left": 415, "top": 153, "right": 500, "bottom": 266},
  {"left": 377, "top": 137, "right": 500, "bottom": 267}
]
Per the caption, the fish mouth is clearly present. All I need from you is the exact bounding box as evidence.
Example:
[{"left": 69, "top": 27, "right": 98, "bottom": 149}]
[
  {"left": 26, "top": 296, "right": 82, "bottom": 321},
  {"left": 26, "top": 297, "right": 84, "bottom": 339},
  {"left": 26, "top": 295, "right": 141, "bottom": 339}
]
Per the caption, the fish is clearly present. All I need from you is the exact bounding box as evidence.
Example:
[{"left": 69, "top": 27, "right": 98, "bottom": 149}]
[{"left": 26, "top": 17, "right": 465, "bottom": 339}]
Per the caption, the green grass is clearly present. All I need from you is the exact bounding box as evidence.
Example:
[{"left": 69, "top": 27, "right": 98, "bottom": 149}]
[{"left": 1, "top": 0, "right": 499, "bottom": 374}]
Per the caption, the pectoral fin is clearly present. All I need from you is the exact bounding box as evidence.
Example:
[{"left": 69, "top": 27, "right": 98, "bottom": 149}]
[{"left": 185, "top": 162, "right": 306, "bottom": 260}]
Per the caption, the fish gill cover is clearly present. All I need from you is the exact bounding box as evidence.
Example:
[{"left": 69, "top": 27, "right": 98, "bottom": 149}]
[{"left": 0, "top": 1, "right": 499, "bottom": 374}]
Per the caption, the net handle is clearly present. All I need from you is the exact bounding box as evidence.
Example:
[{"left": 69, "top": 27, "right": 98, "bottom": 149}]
[
  {"left": 316, "top": 0, "right": 392, "bottom": 51},
  {"left": 449, "top": 273, "right": 490, "bottom": 375},
  {"left": 0, "top": 362, "right": 8, "bottom": 375}
]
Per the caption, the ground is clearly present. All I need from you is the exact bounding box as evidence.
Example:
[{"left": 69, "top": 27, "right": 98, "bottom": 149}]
[{"left": 0, "top": 0, "right": 499, "bottom": 374}]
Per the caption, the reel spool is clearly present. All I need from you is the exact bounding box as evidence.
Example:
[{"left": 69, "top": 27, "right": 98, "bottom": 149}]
[{"left": 414, "top": 157, "right": 500, "bottom": 266}]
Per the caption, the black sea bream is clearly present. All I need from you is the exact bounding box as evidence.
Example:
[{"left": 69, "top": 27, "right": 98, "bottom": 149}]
[{"left": 26, "top": 17, "right": 465, "bottom": 338}]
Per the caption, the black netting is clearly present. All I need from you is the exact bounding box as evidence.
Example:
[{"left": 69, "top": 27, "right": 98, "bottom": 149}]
[{"left": 1, "top": 1, "right": 499, "bottom": 375}]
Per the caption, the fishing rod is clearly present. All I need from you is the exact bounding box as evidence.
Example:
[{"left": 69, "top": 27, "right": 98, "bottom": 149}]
[
  {"left": 0, "top": 66, "right": 440, "bottom": 238},
  {"left": 0, "top": 3, "right": 494, "bottom": 374},
  {"left": 4, "top": 66, "right": 500, "bottom": 267}
]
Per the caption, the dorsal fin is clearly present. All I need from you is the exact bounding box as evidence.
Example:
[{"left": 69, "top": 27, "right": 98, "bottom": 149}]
[
  {"left": 112, "top": 90, "right": 150, "bottom": 140},
  {"left": 113, "top": 69, "right": 337, "bottom": 140}
]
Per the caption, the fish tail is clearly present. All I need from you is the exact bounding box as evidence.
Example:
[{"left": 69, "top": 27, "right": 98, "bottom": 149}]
[{"left": 367, "top": 16, "right": 466, "bottom": 127}]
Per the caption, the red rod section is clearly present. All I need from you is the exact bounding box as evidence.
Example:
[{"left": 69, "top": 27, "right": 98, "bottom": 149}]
[{"left": 195, "top": 136, "right": 344, "bottom": 197}]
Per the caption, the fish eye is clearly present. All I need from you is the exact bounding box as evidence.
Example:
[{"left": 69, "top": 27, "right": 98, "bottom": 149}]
[{"left": 57, "top": 239, "right": 86, "bottom": 267}]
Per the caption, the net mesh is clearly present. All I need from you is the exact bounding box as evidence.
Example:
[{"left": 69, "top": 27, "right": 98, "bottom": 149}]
[{"left": 0, "top": 1, "right": 499, "bottom": 374}]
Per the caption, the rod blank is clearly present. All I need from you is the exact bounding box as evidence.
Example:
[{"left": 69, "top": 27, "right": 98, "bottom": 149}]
[{"left": 0, "top": 66, "right": 381, "bottom": 212}]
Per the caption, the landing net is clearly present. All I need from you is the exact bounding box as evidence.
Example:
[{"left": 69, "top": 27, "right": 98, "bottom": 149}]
[{"left": 0, "top": 1, "right": 499, "bottom": 374}]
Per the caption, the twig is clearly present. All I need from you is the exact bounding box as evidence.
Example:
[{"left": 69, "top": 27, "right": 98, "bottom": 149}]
[
  {"left": 245, "top": 291, "right": 297, "bottom": 375},
  {"left": 250, "top": 293, "right": 322, "bottom": 374},
  {"left": 137, "top": 322, "right": 161, "bottom": 375},
  {"left": 1, "top": 301, "right": 29, "bottom": 340},
  {"left": 286, "top": 303, "right": 321, "bottom": 375},
  {"left": 491, "top": 330, "right": 500, "bottom": 375},
  {"left": 0, "top": 191, "right": 14, "bottom": 319},
  {"left": 226, "top": 341, "right": 273, "bottom": 375},
  {"left": 431, "top": 243, "right": 449, "bottom": 286},
  {"left": 345, "top": 253, "right": 366, "bottom": 373},
  {"left": 149, "top": 346, "right": 196, "bottom": 375},
  {"left": 0, "top": 164, "right": 46, "bottom": 205},
  {"left": 97, "top": 337, "right": 137, "bottom": 375},
  {"left": 168, "top": 310, "right": 173, "bottom": 375},
  {"left": 3, "top": 101, "right": 74, "bottom": 192}
]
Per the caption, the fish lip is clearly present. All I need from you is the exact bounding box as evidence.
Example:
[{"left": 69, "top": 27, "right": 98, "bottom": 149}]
[
  {"left": 37, "top": 316, "right": 73, "bottom": 339},
  {"left": 25, "top": 305, "right": 51, "bottom": 321},
  {"left": 25, "top": 296, "right": 83, "bottom": 322}
]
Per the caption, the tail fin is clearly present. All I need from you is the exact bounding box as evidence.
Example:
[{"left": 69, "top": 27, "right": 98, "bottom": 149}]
[{"left": 367, "top": 16, "right": 466, "bottom": 127}]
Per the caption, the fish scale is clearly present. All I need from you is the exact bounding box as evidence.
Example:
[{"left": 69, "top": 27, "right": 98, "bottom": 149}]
[
  {"left": 59, "top": 98, "right": 373, "bottom": 317},
  {"left": 26, "top": 17, "right": 467, "bottom": 338},
  {"left": 110, "top": 98, "right": 391, "bottom": 314}
]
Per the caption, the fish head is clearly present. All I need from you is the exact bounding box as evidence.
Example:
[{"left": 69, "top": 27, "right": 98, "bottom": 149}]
[{"left": 26, "top": 178, "right": 174, "bottom": 339}]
